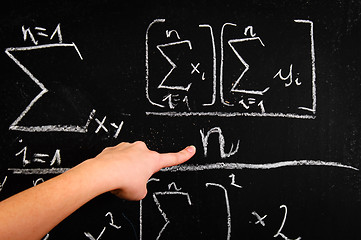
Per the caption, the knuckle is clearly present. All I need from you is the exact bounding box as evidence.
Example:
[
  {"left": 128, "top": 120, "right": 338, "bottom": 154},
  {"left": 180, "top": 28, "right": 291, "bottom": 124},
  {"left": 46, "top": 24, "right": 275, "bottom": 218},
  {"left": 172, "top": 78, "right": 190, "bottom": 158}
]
[
  {"left": 117, "top": 142, "right": 129, "bottom": 147},
  {"left": 134, "top": 141, "right": 147, "bottom": 148},
  {"left": 102, "top": 146, "right": 112, "bottom": 153}
]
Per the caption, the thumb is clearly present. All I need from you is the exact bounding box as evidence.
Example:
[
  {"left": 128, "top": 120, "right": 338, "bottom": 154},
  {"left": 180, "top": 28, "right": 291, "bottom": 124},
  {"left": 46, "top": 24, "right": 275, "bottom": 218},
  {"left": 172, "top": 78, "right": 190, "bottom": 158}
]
[{"left": 156, "top": 146, "right": 196, "bottom": 170}]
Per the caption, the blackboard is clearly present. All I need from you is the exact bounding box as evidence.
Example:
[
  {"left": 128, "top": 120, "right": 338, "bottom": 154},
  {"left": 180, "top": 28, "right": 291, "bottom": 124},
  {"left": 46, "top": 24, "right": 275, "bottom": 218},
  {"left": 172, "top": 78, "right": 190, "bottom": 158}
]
[{"left": 1, "top": 0, "right": 361, "bottom": 239}]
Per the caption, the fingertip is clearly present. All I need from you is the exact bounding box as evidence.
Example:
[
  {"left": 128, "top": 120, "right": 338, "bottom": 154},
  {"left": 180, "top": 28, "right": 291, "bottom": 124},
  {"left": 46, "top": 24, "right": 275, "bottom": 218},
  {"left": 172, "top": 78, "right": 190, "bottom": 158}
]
[{"left": 185, "top": 145, "right": 196, "bottom": 155}]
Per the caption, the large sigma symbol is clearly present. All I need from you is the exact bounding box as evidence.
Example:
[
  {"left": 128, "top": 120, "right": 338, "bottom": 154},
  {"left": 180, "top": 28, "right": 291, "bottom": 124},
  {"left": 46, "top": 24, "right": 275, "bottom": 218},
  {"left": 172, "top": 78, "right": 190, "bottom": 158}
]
[
  {"left": 5, "top": 43, "right": 96, "bottom": 132},
  {"left": 146, "top": 19, "right": 216, "bottom": 110},
  {"left": 145, "top": 19, "right": 316, "bottom": 119}
]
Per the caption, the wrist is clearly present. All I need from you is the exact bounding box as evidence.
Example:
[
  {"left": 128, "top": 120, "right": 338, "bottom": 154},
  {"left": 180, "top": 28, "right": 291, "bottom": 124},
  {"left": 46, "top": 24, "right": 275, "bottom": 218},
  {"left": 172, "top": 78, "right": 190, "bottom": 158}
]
[
  {"left": 77, "top": 157, "right": 122, "bottom": 196},
  {"left": 68, "top": 159, "right": 109, "bottom": 198}
]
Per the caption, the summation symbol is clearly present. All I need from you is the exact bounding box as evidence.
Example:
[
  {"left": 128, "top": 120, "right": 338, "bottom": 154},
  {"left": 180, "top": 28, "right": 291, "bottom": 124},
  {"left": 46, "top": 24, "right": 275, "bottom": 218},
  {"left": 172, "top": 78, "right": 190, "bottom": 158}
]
[
  {"left": 140, "top": 179, "right": 194, "bottom": 240},
  {"left": 146, "top": 19, "right": 216, "bottom": 110},
  {"left": 157, "top": 40, "right": 193, "bottom": 92},
  {"left": 146, "top": 19, "right": 317, "bottom": 119},
  {"left": 153, "top": 190, "right": 192, "bottom": 240},
  {"left": 227, "top": 29, "right": 268, "bottom": 96},
  {"left": 5, "top": 23, "right": 99, "bottom": 132}
]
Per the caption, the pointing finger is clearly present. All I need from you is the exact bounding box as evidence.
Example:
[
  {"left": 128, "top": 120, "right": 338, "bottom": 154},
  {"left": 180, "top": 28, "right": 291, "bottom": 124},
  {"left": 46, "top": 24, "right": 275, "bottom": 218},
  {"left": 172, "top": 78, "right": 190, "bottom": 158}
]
[{"left": 156, "top": 146, "right": 196, "bottom": 170}]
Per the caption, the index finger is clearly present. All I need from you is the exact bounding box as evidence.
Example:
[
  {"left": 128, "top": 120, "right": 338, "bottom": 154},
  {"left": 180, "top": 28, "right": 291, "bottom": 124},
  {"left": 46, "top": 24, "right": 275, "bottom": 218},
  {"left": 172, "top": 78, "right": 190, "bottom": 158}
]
[{"left": 156, "top": 146, "right": 196, "bottom": 171}]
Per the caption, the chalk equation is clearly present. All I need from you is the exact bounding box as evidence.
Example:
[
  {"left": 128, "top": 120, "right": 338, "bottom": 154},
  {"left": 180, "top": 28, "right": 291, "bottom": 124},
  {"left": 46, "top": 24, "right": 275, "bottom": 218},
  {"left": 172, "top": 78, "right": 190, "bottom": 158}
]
[
  {"left": 140, "top": 177, "right": 303, "bottom": 240},
  {"left": 15, "top": 139, "right": 61, "bottom": 167},
  {"left": 146, "top": 19, "right": 316, "bottom": 119},
  {"left": 8, "top": 125, "right": 359, "bottom": 175}
]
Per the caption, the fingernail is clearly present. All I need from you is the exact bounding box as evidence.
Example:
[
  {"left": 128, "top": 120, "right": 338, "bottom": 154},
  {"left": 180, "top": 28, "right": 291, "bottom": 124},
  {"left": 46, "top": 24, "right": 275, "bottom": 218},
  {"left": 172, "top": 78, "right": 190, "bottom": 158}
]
[{"left": 186, "top": 145, "right": 196, "bottom": 153}]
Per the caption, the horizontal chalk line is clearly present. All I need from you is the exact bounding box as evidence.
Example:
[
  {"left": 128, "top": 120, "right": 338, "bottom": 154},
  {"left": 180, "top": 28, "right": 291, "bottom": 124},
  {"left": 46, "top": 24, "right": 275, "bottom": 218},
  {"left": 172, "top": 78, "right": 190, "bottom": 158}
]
[
  {"left": 161, "top": 160, "right": 359, "bottom": 172},
  {"left": 8, "top": 168, "right": 70, "bottom": 175},
  {"left": 8, "top": 160, "right": 358, "bottom": 175},
  {"left": 146, "top": 112, "right": 316, "bottom": 119},
  {"left": 9, "top": 125, "right": 88, "bottom": 132}
]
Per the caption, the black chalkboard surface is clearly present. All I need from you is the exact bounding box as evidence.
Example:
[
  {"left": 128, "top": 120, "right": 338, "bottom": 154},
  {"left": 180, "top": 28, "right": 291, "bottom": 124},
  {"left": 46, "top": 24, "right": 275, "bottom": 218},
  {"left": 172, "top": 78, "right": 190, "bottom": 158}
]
[{"left": 1, "top": 0, "right": 361, "bottom": 239}]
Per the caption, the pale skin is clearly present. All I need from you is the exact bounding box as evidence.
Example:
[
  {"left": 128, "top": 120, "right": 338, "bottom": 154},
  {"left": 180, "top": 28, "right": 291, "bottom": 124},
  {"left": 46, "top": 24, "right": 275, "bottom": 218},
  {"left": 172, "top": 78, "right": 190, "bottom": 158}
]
[{"left": 0, "top": 141, "right": 196, "bottom": 240}]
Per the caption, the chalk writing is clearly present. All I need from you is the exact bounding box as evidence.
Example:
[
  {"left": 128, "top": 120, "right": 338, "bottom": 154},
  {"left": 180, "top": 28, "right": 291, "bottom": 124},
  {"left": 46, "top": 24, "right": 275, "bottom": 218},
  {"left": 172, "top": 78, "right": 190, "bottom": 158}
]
[
  {"left": 156, "top": 40, "right": 193, "bottom": 92},
  {"left": 95, "top": 116, "right": 108, "bottom": 133},
  {"left": 146, "top": 19, "right": 317, "bottom": 119},
  {"left": 294, "top": 20, "right": 316, "bottom": 114},
  {"left": 168, "top": 182, "right": 182, "bottom": 191},
  {"left": 239, "top": 97, "right": 266, "bottom": 113},
  {"left": 50, "top": 149, "right": 61, "bottom": 166},
  {"left": 33, "top": 178, "right": 45, "bottom": 186},
  {"left": 244, "top": 26, "right": 257, "bottom": 37},
  {"left": 252, "top": 211, "right": 267, "bottom": 226},
  {"left": 105, "top": 212, "right": 122, "bottom": 229},
  {"left": 2, "top": 19, "right": 357, "bottom": 240},
  {"left": 15, "top": 145, "right": 61, "bottom": 167},
  {"left": 0, "top": 176, "right": 7, "bottom": 193},
  {"left": 198, "top": 24, "right": 217, "bottom": 106},
  {"left": 166, "top": 29, "right": 180, "bottom": 39},
  {"left": 8, "top": 168, "right": 70, "bottom": 175},
  {"left": 274, "top": 205, "right": 301, "bottom": 240},
  {"left": 139, "top": 178, "right": 160, "bottom": 240},
  {"left": 229, "top": 173, "right": 242, "bottom": 188},
  {"left": 227, "top": 34, "right": 267, "bottom": 96},
  {"left": 153, "top": 191, "right": 192, "bottom": 240},
  {"left": 92, "top": 112, "right": 125, "bottom": 138},
  {"left": 274, "top": 64, "right": 301, "bottom": 87},
  {"left": 206, "top": 183, "right": 231, "bottom": 240},
  {"left": 84, "top": 227, "right": 106, "bottom": 240},
  {"left": 85, "top": 211, "right": 122, "bottom": 239},
  {"left": 162, "top": 160, "right": 359, "bottom": 172},
  {"left": 15, "top": 146, "right": 29, "bottom": 166},
  {"left": 146, "top": 19, "right": 216, "bottom": 110},
  {"left": 200, "top": 127, "right": 240, "bottom": 158},
  {"left": 5, "top": 23, "right": 100, "bottom": 132},
  {"left": 250, "top": 205, "right": 301, "bottom": 240},
  {"left": 22, "top": 23, "right": 62, "bottom": 45},
  {"left": 139, "top": 179, "right": 195, "bottom": 240},
  {"left": 162, "top": 93, "right": 179, "bottom": 109},
  {"left": 191, "top": 62, "right": 200, "bottom": 74}
]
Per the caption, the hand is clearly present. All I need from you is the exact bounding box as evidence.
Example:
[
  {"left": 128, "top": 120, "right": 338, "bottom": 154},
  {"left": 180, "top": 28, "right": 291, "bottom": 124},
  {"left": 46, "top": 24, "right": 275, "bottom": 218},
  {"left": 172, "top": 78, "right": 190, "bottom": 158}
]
[
  {"left": 88, "top": 141, "right": 196, "bottom": 200},
  {"left": 0, "top": 141, "right": 195, "bottom": 240}
]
